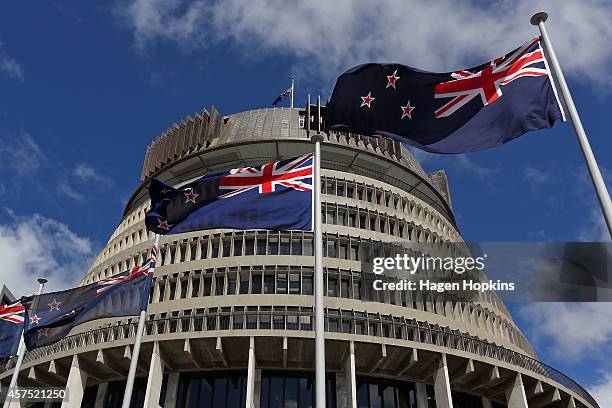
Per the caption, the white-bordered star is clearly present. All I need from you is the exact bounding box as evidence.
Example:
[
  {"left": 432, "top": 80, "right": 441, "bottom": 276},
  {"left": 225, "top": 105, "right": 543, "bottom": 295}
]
[
  {"left": 386, "top": 70, "right": 400, "bottom": 89},
  {"left": 360, "top": 92, "right": 375, "bottom": 108},
  {"left": 401, "top": 101, "right": 416, "bottom": 119},
  {"left": 157, "top": 218, "right": 172, "bottom": 231},
  {"left": 48, "top": 299, "right": 61, "bottom": 311},
  {"left": 184, "top": 190, "right": 199, "bottom": 204},
  {"left": 37, "top": 328, "right": 49, "bottom": 338},
  {"left": 30, "top": 314, "right": 41, "bottom": 325},
  {"left": 65, "top": 309, "right": 77, "bottom": 317}
]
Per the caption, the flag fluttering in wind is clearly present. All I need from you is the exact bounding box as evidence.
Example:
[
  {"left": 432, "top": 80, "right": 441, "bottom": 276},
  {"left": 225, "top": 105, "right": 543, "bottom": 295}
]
[
  {"left": 0, "top": 302, "right": 25, "bottom": 361},
  {"left": 326, "top": 37, "right": 564, "bottom": 153},
  {"left": 272, "top": 86, "right": 292, "bottom": 106},
  {"left": 21, "top": 257, "right": 155, "bottom": 350},
  {"left": 146, "top": 154, "right": 313, "bottom": 235}
]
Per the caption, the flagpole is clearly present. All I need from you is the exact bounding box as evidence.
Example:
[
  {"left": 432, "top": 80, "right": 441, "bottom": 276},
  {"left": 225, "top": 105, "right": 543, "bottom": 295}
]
[
  {"left": 311, "top": 95, "right": 326, "bottom": 407},
  {"left": 532, "top": 12, "right": 612, "bottom": 238},
  {"left": 291, "top": 77, "right": 295, "bottom": 109},
  {"left": 3, "top": 278, "right": 47, "bottom": 408},
  {"left": 121, "top": 234, "right": 160, "bottom": 408}
]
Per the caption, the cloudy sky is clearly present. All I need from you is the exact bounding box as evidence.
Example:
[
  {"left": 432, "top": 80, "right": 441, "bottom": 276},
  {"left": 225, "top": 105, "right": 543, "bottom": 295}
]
[{"left": 0, "top": 0, "right": 611, "bottom": 404}]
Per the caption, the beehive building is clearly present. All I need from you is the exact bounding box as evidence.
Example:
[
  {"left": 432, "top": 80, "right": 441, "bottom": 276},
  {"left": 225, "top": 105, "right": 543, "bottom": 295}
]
[{"left": 0, "top": 105, "right": 599, "bottom": 408}]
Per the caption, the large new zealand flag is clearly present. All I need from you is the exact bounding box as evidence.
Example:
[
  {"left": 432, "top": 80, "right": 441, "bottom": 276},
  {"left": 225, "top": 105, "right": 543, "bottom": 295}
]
[
  {"left": 326, "top": 37, "right": 564, "bottom": 153},
  {"left": 0, "top": 302, "right": 25, "bottom": 361},
  {"left": 21, "top": 258, "right": 155, "bottom": 350},
  {"left": 145, "top": 154, "right": 313, "bottom": 235}
]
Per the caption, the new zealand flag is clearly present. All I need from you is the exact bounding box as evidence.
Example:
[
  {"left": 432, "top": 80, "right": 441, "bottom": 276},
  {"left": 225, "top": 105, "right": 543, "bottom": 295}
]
[
  {"left": 326, "top": 37, "right": 564, "bottom": 153},
  {"left": 21, "top": 257, "right": 155, "bottom": 350},
  {"left": 145, "top": 154, "right": 313, "bottom": 235},
  {"left": 0, "top": 302, "right": 25, "bottom": 361}
]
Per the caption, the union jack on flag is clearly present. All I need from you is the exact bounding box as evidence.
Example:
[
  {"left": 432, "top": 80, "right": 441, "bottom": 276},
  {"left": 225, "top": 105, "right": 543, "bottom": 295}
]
[
  {"left": 219, "top": 154, "right": 313, "bottom": 198},
  {"left": 0, "top": 302, "right": 25, "bottom": 325},
  {"left": 97, "top": 252, "right": 157, "bottom": 296},
  {"left": 0, "top": 302, "right": 25, "bottom": 360},
  {"left": 434, "top": 37, "right": 551, "bottom": 118},
  {"left": 326, "top": 36, "right": 563, "bottom": 153}
]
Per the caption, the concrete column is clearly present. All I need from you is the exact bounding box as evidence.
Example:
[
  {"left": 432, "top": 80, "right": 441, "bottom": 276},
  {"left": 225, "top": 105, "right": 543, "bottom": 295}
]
[
  {"left": 505, "top": 373, "right": 528, "bottom": 408},
  {"left": 345, "top": 341, "right": 357, "bottom": 408},
  {"left": 163, "top": 372, "right": 180, "bottom": 408},
  {"left": 253, "top": 369, "right": 262, "bottom": 408},
  {"left": 433, "top": 354, "right": 453, "bottom": 408},
  {"left": 335, "top": 372, "right": 348, "bottom": 408},
  {"left": 61, "top": 355, "right": 88, "bottom": 408},
  {"left": 246, "top": 337, "right": 256, "bottom": 408},
  {"left": 415, "top": 383, "right": 429, "bottom": 408},
  {"left": 143, "top": 341, "right": 165, "bottom": 408},
  {"left": 481, "top": 397, "right": 493, "bottom": 408},
  {"left": 93, "top": 382, "right": 108, "bottom": 408}
]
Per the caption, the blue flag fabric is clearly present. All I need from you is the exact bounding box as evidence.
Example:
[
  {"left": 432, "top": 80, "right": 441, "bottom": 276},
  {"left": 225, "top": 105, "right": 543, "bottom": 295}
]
[
  {"left": 272, "top": 86, "right": 292, "bottom": 105},
  {"left": 0, "top": 302, "right": 25, "bottom": 361},
  {"left": 22, "top": 259, "right": 155, "bottom": 350},
  {"left": 145, "top": 154, "right": 313, "bottom": 235},
  {"left": 326, "top": 37, "right": 564, "bottom": 153}
]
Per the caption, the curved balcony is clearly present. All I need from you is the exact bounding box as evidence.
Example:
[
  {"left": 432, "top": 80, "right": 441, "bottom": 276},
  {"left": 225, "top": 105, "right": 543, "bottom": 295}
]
[{"left": 0, "top": 310, "right": 599, "bottom": 408}]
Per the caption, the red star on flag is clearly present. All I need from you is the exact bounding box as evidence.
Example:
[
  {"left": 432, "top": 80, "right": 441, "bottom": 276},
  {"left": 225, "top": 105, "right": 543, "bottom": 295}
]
[
  {"left": 48, "top": 299, "right": 61, "bottom": 311},
  {"left": 360, "top": 92, "right": 375, "bottom": 108},
  {"left": 401, "top": 101, "right": 415, "bottom": 119},
  {"left": 386, "top": 70, "right": 400, "bottom": 89},
  {"left": 158, "top": 218, "right": 172, "bottom": 230},
  {"left": 184, "top": 190, "right": 199, "bottom": 204},
  {"left": 38, "top": 328, "right": 49, "bottom": 338},
  {"left": 30, "top": 314, "right": 41, "bottom": 324}
]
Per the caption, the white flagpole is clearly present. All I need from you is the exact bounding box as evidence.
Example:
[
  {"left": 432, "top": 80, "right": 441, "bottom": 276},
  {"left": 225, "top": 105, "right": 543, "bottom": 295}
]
[
  {"left": 291, "top": 77, "right": 295, "bottom": 109},
  {"left": 532, "top": 12, "right": 612, "bottom": 238},
  {"left": 3, "top": 278, "right": 47, "bottom": 408},
  {"left": 121, "top": 234, "right": 160, "bottom": 408},
  {"left": 311, "top": 95, "right": 326, "bottom": 407}
]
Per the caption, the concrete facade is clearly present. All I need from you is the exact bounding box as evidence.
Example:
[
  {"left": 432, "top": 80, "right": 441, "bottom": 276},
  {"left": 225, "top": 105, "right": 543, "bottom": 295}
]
[{"left": 0, "top": 107, "right": 599, "bottom": 408}]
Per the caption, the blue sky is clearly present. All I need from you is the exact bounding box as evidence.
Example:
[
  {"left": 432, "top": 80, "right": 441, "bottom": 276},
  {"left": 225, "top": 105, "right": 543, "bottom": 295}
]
[{"left": 0, "top": 0, "right": 611, "bottom": 405}]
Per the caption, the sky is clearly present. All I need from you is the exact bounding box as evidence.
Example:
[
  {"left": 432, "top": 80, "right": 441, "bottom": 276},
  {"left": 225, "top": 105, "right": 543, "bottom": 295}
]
[{"left": 0, "top": 0, "right": 611, "bottom": 405}]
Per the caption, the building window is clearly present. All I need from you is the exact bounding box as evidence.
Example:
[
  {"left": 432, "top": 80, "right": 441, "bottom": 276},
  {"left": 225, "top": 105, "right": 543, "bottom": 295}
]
[
  {"left": 245, "top": 238, "right": 255, "bottom": 255},
  {"left": 269, "top": 236, "right": 279, "bottom": 255},
  {"left": 277, "top": 273, "right": 288, "bottom": 294},
  {"left": 289, "top": 273, "right": 300, "bottom": 294},
  {"left": 291, "top": 238, "right": 302, "bottom": 255},
  {"left": 175, "top": 372, "right": 247, "bottom": 408},
  {"left": 239, "top": 271, "right": 249, "bottom": 295}
]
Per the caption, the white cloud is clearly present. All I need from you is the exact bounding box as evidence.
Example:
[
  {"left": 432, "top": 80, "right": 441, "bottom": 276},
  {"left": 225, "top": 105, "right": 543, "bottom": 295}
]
[
  {"left": 454, "top": 155, "right": 499, "bottom": 179},
  {"left": 115, "top": 0, "right": 612, "bottom": 88},
  {"left": 520, "top": 302, "right": 612, "bottom": 361},
  {"left": 523, "top": 166, "right": 552, "bottom": 186},
  {"left": 578, "top": 207, "right": 611, "bottom": 242},
  {"left": 0, "top": 209, "right": 95, "bottom": 296},
  {"left": 57, "top": 180, "right": 86, "bottom": 202},
  {"left": 0, "top": 131, "right": 45, "bottom": 177},
  {"left": 0, "top": 42, "right": 24, "bottom": 81},
  {"left": 590, "top": 371, "right": 612, "bottom": 408},
  {"left": 73, "top": 163, "right": 114, "bottom": 188}
]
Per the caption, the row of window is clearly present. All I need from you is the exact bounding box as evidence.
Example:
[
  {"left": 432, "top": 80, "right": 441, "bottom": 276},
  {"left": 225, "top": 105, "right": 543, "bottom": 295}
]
[
  {"left": 78, "top": 372, "right": 507, "bottom": 408},
  {"left": 320, "top": 176, "right": 453, "bottom": 235},
  {"left": 101, "top": 175, "right": 457, "bottom": 268},
  {"left": 145, "top": 302, "right": 528, "bottom": 353},
  {"left": 93, "top": 232, "right": 467, "bottom": 284}
]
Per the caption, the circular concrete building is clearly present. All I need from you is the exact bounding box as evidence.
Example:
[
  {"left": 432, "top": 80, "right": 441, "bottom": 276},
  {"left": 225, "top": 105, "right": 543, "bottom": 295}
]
[{"left": 0, "top": 106, "right": 599, "bottom": 408}]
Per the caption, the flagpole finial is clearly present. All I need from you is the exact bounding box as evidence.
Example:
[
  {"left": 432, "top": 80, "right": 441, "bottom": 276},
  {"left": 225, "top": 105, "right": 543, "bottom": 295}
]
[
  {"left": 311, "top": 134, "right": 323, "bottom": 143},
  {"left": 530, "top": 11, "right": 548, "bottom": 25},
  {"left": 37, "top": 278, "right": 48, "bottom": 285}
]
